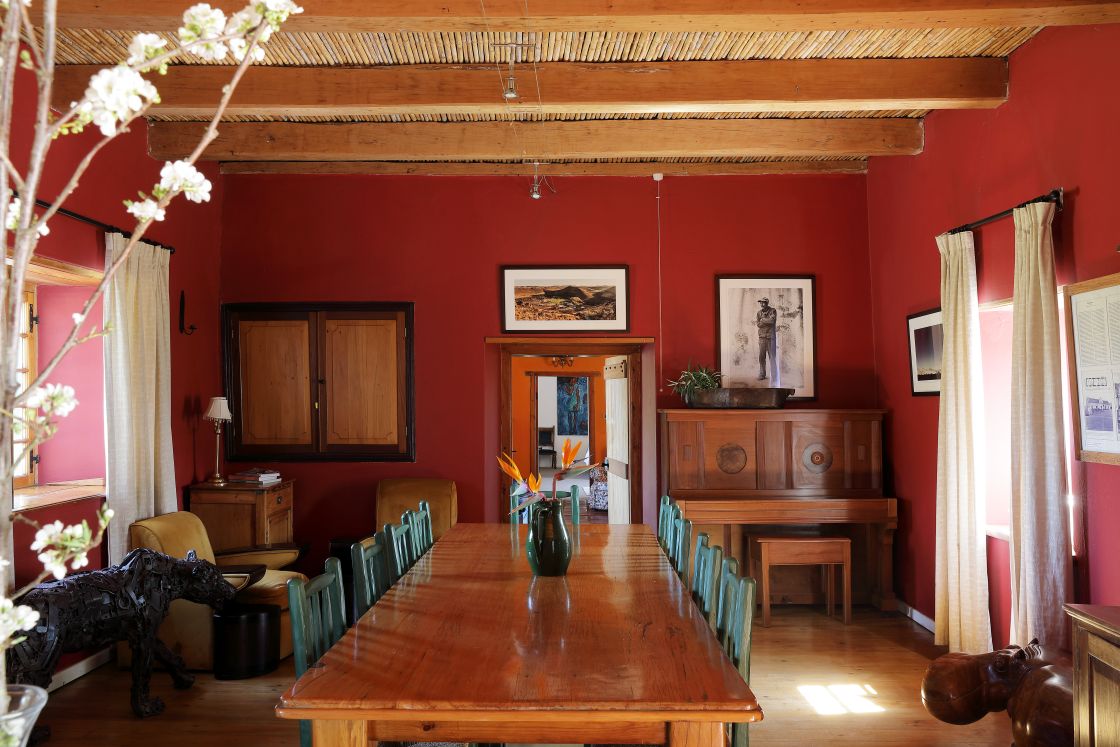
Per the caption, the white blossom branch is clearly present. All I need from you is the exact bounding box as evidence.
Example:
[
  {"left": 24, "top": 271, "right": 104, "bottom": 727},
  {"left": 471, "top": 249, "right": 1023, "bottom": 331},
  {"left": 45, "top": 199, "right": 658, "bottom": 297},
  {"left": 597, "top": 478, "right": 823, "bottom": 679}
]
[{"left": 19, "top": 22, "right": 271, "bottom": 404}]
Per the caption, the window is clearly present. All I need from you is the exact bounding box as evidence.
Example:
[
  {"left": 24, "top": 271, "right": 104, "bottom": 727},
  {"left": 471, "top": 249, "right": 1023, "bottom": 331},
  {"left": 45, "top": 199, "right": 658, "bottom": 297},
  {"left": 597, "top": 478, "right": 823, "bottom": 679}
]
[
  {"left": 222, "top": 302, "right": 415, "bottom": 461},
  {"left": 979, "top": 295, "right": 1079, "bottom": 553},
  {"left": 13, "top": 287, "right": 37, "bottom": 488}
]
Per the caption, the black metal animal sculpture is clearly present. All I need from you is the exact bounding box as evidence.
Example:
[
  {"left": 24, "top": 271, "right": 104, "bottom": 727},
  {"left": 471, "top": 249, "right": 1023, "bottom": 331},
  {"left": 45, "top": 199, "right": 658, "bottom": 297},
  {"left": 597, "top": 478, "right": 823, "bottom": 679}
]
[{"left": 7, "top": 547, "right": 235, "bottom": 718}]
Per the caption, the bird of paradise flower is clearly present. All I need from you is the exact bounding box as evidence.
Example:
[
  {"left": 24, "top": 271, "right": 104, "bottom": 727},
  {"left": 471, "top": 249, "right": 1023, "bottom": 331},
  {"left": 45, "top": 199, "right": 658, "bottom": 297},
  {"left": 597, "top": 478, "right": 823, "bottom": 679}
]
[{"left": 499, "top": 438, "right": 597, "bottom": 517}]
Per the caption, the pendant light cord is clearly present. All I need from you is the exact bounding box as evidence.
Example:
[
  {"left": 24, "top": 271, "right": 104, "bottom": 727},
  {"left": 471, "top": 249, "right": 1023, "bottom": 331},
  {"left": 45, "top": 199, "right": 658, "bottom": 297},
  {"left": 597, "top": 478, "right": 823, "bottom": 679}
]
[{"left": 656, "top": 177, "right": 664, "bottom": 392}]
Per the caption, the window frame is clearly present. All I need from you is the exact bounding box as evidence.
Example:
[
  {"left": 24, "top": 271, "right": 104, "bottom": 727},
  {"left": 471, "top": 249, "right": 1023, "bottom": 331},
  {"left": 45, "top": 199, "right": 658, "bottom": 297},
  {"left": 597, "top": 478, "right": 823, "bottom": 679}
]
[{"left": 13, "top": 285, "right": 38, "bottom": 489}]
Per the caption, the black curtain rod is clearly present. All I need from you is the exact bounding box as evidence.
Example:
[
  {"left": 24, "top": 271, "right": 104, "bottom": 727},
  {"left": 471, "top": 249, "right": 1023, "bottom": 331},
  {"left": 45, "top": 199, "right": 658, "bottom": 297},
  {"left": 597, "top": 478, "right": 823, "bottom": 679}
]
[
  {"left": 947, "top": 188, "right": 1064, "bottom": 236},
  {"left": 33, "top": 198, "right": 176, "bottom": 254}
]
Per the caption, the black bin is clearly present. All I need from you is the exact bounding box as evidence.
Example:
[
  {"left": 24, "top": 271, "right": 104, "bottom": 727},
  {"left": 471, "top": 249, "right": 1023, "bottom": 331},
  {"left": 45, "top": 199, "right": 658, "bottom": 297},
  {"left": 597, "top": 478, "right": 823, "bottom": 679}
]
[{"left": 212, "top": 603, "right": 280, "bottom": 680}]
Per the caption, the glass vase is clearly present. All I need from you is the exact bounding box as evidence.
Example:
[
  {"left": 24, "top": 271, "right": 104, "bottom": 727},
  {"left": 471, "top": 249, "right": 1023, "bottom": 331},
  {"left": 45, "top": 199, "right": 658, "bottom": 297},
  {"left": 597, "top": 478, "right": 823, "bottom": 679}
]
[
  {"left": 525, "top": 502, "right": 572, "bottom": 576},
  {"left": 0, "top": 685, "right": 48, "bottom": 747}
]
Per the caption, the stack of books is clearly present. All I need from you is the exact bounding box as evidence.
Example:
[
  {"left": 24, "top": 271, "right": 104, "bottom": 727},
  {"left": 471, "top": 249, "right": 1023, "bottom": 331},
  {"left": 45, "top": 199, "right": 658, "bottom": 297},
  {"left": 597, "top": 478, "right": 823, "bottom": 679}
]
[{"left": 229, "top": 467, "right": 281, "bottom": 486}]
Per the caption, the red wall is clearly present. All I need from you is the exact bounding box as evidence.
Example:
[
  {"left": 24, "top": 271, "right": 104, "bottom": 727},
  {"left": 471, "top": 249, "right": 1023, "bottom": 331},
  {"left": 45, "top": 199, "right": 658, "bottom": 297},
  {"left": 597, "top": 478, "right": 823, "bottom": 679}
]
[
  {"left": 220, "top": 173, "right": 876, "bottom": 570},
  {"left": 866, "top": 24, "right": 1120, "bottom": 617}
]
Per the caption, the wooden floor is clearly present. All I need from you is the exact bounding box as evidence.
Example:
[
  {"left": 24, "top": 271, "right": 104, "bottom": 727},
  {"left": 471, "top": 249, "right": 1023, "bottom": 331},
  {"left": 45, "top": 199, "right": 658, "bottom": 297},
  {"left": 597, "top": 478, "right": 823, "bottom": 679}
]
[{"left": 38, "top": 607, "right": 1011, "bottom": 747}]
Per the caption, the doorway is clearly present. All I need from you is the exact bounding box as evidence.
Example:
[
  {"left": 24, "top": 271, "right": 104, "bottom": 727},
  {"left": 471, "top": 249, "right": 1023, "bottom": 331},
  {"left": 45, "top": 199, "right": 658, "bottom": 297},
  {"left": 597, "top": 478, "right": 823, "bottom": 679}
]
[{"left": 498, "top": 341, "right": 645, "bottom": 524}]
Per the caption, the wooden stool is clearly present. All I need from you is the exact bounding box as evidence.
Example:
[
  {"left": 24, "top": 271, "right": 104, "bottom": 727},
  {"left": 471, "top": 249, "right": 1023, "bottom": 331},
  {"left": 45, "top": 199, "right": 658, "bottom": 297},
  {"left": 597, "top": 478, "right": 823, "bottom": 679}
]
[{"left": 748, "top": 536, "right": 851, "bottom": 627}]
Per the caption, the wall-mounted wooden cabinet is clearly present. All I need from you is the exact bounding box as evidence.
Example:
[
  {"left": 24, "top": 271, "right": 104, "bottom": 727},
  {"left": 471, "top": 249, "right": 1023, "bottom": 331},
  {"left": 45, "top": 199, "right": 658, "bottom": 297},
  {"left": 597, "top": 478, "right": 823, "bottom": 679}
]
[{"left": 222, "top": 302, "right": 414, "bottom": 461}]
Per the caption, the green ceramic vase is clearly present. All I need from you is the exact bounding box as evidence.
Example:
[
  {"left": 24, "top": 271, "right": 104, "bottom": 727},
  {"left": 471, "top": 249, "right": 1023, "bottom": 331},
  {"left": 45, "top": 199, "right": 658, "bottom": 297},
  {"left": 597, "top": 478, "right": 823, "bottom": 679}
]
[{"left": 526, "top": 502, "right": 571, "bottom": 576}]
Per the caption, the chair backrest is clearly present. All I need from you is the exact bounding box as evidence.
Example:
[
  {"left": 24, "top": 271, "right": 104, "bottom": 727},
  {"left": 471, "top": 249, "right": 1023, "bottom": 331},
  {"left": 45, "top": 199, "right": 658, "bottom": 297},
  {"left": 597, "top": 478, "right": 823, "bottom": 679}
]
[
  {"left": 538, "top": 426, "right": 555, "bottom": 448},
  {"left": 657, "top": 496, "right": 673, "bottom": 551},
  {"left": 376, "top": 478, "right": 458, "bottom": 540},
  {"left": 128, "top": 511, "right": 217, "bottom": 564},
  {"left": 690, "top": 533, "right": 723, "bottom": 626},
  {"left": 288, "top": 556, "right": 347, "bottom": 678},
  {"left": 406, "top": 501, "right": 434, "bottom": 555},
  {"left": 715, "top": 556, "right": 757, "bottom": 747},
  {"left": 670, "top": 513, "right": 692, "bottom": 583},
  {"left": 350, "top": 531, "right": 392, "bottom": 619},
  {"left": 716, "top": 557, "right": 756, "bottom": 683},
  {"left": 288, "top": 557, "right": 347, "bottom": 747},
  {"left": 384, "top": 520, "right": 415, "bottom": 582}
]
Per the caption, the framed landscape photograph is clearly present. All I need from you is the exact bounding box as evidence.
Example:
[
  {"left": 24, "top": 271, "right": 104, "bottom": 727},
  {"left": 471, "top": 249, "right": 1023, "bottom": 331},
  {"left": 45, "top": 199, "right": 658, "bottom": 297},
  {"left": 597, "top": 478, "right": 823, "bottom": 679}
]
[
  {"left": 501, "top": 265, "right": 629, "bottom": 332},
  {"left": 717, "top": 275, "right": 816, "bottom": 399},
  {"left": 906, "top": 308, "right": 943, "bottom": 396}
]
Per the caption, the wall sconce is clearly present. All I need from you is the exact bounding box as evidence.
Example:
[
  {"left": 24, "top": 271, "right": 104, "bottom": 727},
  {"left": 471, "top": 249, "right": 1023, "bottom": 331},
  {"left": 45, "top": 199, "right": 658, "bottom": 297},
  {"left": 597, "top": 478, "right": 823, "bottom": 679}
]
[{"left": 550, "top": 356, "right": 575, "bottom": 368}]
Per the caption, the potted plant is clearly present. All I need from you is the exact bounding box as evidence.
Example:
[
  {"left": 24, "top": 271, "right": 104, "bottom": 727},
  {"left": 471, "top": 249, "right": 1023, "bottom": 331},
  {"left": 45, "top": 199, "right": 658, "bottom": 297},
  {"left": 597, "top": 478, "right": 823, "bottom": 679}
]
[{"left": 666, "top": 363, "right": 722, "bottom": 406}]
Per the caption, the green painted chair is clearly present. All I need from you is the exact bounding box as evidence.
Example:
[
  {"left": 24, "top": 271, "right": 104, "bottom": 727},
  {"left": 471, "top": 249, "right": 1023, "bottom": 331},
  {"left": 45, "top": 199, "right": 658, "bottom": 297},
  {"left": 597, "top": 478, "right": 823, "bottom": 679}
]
[
  {"left": 384, "top": 519, "right": 416, "bottom": 583},
  {"left": 416, "top": 500, "right": 434, "bottom": 552},
  {"left": 287, "top": 557, "right": 348, "bottom": 747},
  {"left": 690, "top": 532, "right": 723, "bottom": 627},
  {"left": 568, "top": 484, "right": 581, "bottom": 527},
  {"left": 657, "top": 495, "right": 673, "bottom": 551},
  {"left": 716, "top": 557, "right": 758, "bottom": 747},
  {"left": 350, "top": 531, "right": 392, "bottom": 619},
  {"left": 670, "top": 512, "right": 692, "bottom": 583}
]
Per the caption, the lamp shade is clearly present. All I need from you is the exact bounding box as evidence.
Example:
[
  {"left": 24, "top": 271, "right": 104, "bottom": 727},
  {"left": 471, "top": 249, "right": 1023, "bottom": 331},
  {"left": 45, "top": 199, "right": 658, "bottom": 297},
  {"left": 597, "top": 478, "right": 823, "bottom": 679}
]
[{"left": 203, "top": 396, "right": 232, "bottom": 421}]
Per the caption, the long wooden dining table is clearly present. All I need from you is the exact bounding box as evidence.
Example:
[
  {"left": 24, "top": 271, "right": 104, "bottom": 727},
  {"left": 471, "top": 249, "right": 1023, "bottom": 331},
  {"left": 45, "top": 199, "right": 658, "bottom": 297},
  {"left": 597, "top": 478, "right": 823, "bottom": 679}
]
[{"left": 277, "top": 523, "right": 763, "bottom": 746}]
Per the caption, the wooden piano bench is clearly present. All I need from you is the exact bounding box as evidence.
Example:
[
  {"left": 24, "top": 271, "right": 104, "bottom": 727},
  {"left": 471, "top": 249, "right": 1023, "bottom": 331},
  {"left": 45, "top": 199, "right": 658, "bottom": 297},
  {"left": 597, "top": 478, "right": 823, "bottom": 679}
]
[{"left": 748, "top": 536, "right": 851, "bottom": 627}]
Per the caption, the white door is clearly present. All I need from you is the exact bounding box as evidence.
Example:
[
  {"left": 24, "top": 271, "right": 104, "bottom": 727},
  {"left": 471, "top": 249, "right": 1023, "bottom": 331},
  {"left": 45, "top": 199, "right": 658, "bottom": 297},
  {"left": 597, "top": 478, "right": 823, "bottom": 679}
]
[{"left": 604, "top": 356, "right": 630, "bottom": 524}]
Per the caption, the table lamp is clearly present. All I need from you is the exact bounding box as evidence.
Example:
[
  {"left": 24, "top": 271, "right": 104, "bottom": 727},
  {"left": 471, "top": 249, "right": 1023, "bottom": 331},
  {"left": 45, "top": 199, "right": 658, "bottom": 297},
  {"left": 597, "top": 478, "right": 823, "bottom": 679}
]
[{"left": 203, "top": 396, "right": 233, "bottom": 485}]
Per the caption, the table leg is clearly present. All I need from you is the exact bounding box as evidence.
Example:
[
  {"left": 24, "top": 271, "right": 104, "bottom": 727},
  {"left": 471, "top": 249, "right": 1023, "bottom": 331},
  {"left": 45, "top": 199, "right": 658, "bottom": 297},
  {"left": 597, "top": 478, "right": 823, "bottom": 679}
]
[
  {"left": 669, "top": 721, "right": 725, "bottom": 747},
  {"left": 313, "top": 719, "right": 368, "bottom": 747}
]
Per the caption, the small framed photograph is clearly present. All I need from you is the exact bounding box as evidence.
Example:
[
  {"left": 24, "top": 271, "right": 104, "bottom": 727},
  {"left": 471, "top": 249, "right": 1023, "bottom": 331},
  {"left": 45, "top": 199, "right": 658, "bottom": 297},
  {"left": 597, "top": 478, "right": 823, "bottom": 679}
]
[
  {"left": 717, "top": 275, "right": 816, "bottom": 399},
  {"left": 907, "top": 308, "right": 944, "bottom": 396},
  {"left": 501, "top": 266, "right": 629, "bottom": 333}
]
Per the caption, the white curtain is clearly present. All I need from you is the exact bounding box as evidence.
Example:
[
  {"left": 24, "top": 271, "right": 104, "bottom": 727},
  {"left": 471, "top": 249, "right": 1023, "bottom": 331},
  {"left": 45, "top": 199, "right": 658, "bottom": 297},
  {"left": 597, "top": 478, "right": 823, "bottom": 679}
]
[
  {"left": 1009, "top": 202, "right": 1071, "bottom": 647},
  {"left": 104, "top": 233, "right": 177, "bottom": 563},
  {"left": 934, "top": 231, "right": 993, "bottom": 654}
]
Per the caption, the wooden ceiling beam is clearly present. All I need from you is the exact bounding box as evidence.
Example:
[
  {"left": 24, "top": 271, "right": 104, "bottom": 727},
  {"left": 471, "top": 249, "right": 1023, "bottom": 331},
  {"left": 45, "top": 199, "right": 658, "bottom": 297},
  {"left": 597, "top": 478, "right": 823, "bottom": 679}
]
[
  {"left": 219, "top": 160, "right": 869, "bottom": 176},
  {"left": 148, "top": 119, "right": 923, "bottom": 161},
  {"left": 54, "top": 58, "right": 1006, "bottom": 116},
  {"left": 52, "top": 0, "right": 1120, "bottom": 32}
]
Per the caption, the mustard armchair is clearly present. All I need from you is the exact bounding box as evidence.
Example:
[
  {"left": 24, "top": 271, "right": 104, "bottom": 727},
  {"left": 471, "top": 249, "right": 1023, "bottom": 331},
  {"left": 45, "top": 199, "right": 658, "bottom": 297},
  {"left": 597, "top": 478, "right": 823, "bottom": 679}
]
[
  {"left": 376, "top": 478, "right": 458, "bottom": 541},
  {"left": 126, "top": 511, "right": 306, "bottom": 670}
]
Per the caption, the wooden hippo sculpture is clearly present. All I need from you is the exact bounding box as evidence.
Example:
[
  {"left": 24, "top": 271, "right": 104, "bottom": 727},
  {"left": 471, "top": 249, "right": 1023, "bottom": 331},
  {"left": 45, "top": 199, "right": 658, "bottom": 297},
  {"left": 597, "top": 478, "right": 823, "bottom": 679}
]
[
  {"left": 921, "top": 640, "right": 1074, "bottom": 747},
  {"left": 7, "top": 547, "right": 235, "bottom": 719}
]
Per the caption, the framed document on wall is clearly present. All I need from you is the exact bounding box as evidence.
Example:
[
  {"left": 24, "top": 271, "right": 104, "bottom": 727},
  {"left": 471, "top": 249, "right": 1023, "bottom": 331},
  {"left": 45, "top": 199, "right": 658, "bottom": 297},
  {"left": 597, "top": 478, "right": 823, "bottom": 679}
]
[{"left": 1065, "top": 271, "right": 1120, "bottom": 465}]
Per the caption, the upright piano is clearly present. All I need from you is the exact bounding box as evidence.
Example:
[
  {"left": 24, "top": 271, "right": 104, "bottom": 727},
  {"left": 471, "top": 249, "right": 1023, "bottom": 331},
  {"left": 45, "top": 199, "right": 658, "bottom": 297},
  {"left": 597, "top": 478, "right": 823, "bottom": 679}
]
[{"left": 659, "top": 408, "right": 897, "bottom": 611}]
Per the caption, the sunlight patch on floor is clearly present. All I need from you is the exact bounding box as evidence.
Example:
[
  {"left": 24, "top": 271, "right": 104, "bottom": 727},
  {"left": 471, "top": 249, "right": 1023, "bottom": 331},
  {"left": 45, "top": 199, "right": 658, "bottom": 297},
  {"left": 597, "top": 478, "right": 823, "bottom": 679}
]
[{"left": 796, "top": 684, "right": 885, "bottom": 715}]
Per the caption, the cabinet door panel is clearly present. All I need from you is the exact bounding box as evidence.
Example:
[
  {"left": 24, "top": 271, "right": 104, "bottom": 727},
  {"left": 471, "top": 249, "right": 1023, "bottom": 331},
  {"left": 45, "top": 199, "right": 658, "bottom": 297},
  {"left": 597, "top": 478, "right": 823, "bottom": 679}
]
[
  {"left": 792, "top": 422, "right": 846, "bottom": 490},
  {"left": 668, "top": 421, "right": 702, "bottom": 490},
  {"left": 238, "top": 319, "right": 313, "bottom": 446},
  {"left": 699, "top": 421, "right": 758, "bottom": 490},
  {"left": 323, "top": 316, "right": 403, "bottom": 448}
]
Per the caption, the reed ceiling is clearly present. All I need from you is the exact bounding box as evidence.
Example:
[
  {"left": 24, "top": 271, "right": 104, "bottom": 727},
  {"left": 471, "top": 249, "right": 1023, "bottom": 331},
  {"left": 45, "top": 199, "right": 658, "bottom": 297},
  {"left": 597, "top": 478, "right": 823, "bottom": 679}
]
[{"left": 45, "top": 11, "right": 1083, "bottom": 172}]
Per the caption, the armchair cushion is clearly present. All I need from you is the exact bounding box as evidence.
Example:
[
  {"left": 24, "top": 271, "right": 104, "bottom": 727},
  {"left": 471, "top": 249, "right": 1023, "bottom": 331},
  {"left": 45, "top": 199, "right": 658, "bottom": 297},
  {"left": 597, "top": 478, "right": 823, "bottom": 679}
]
[
  {"left": 376, "top": 478, "right": 458, "bottom": 540},
  {"left": 216, "top": 546, "right": 301, "bottom": 570}
]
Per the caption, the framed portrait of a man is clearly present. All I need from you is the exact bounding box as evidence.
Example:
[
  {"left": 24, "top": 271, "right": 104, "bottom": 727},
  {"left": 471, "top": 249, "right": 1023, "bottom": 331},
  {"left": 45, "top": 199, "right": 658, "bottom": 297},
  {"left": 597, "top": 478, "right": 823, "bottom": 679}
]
[{"left": 717, "top": 275, "right": 816, "bottom": 399}]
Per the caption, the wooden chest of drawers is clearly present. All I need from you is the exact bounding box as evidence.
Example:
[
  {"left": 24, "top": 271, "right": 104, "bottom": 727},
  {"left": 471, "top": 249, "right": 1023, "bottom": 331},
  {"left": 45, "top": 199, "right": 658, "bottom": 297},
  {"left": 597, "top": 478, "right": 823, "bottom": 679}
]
[
  {"left": 187, "top": 479, "right": 294, "bottom": 551},
  {"left": 1067, "top": 604, "right": 1120, "bottom": 746}
]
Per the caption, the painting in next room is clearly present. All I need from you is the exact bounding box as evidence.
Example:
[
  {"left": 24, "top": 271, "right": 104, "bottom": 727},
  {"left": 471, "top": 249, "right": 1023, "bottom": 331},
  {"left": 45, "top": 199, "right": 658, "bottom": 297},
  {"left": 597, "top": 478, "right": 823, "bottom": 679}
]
[{"left": 556, "top": 376, "right": 590, "bottom": 436}]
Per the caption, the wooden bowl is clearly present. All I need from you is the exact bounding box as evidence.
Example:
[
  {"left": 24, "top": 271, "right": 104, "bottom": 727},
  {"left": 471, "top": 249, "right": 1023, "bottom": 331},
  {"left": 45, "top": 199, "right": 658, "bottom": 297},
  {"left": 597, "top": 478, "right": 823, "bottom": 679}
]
[{"left": 688, "top": 387, "right": 795, "bottom": 409}]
